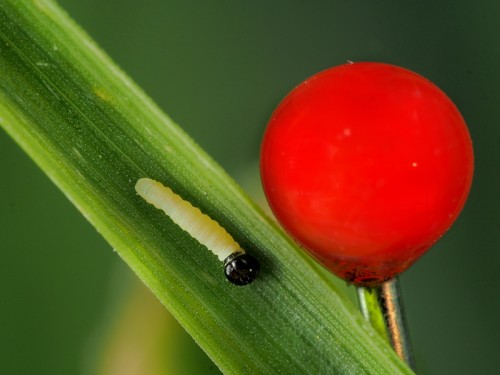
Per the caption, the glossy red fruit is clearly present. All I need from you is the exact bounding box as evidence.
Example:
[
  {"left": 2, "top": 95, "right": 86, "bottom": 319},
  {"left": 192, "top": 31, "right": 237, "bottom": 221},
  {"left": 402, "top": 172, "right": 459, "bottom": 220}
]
[{"left": 260, "top": 62, "right": 474, "bottom": 286}]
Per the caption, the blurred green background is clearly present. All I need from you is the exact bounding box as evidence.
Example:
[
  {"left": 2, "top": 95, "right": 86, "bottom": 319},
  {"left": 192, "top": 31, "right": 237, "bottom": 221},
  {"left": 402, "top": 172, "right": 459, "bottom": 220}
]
[{"left": 1, "top": 0, "right": 499, "bottom": 374}]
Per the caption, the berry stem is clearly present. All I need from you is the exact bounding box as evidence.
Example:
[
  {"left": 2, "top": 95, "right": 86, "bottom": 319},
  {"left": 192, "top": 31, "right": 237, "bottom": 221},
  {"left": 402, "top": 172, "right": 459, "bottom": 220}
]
[{"left": 356, "top": 278, "right": 416, "bottom": 371}]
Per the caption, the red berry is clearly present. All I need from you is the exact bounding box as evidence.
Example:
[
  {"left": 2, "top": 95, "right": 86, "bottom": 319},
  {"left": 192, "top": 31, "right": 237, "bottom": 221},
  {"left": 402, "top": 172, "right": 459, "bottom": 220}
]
[{"left": 260, "top": 62, "right": 474, "bottom": 286}]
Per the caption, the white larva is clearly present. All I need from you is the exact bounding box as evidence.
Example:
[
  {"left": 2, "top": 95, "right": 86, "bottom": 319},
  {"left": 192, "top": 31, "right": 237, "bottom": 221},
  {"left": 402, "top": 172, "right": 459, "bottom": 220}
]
[
  {"left": 135, "top": 178, "right": 260, "bottom": 285},
  {"left": 136, "top": 178, "right": 238, "bottom": 261}
]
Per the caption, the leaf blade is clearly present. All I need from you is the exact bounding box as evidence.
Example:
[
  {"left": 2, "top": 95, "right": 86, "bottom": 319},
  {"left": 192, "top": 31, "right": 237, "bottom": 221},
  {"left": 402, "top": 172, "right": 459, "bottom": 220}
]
[{"left": 0, "top": 1, "right": 413, "bottom": 374}]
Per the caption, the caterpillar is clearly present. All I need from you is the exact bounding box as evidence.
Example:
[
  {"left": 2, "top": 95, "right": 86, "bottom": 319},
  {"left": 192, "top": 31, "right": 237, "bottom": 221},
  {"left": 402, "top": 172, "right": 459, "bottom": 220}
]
[{"left": 135, "top": 178, "right": 260, "bottom": 286}]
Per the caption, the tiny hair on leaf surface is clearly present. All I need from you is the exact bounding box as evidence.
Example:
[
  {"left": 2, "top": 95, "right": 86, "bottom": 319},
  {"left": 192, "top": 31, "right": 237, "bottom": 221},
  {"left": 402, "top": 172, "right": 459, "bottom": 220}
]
[{"left": 0, "top": 1, "right": 413, "bottom": 374}]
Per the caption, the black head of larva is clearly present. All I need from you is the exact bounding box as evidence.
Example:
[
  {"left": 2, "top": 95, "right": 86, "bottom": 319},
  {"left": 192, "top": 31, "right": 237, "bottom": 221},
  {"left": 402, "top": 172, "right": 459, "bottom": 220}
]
[{"left": 223, "top": 252, "right": 260, "bottom": 286}]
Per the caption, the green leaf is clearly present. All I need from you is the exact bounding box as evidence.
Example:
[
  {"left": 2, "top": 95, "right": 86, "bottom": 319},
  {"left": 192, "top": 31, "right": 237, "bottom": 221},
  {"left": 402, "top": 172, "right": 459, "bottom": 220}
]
[{"left": 0, "top": 1, "right": 413, "bottom": 374}]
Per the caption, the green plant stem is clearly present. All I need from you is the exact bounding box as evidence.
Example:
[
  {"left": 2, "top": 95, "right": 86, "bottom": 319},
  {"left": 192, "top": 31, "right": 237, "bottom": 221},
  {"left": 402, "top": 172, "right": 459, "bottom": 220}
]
[
  {"left": 357, "top": 278, "right": 416, "bottom": 371},
  {"left": 0, "top": 1, "right": 413, "bottom": 374}
]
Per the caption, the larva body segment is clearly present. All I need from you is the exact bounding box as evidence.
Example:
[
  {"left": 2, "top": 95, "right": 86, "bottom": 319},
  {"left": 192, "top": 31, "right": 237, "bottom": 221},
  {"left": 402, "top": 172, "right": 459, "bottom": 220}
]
[{"left": 135, "top": 178, "right": 241, "bottom": 261}]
